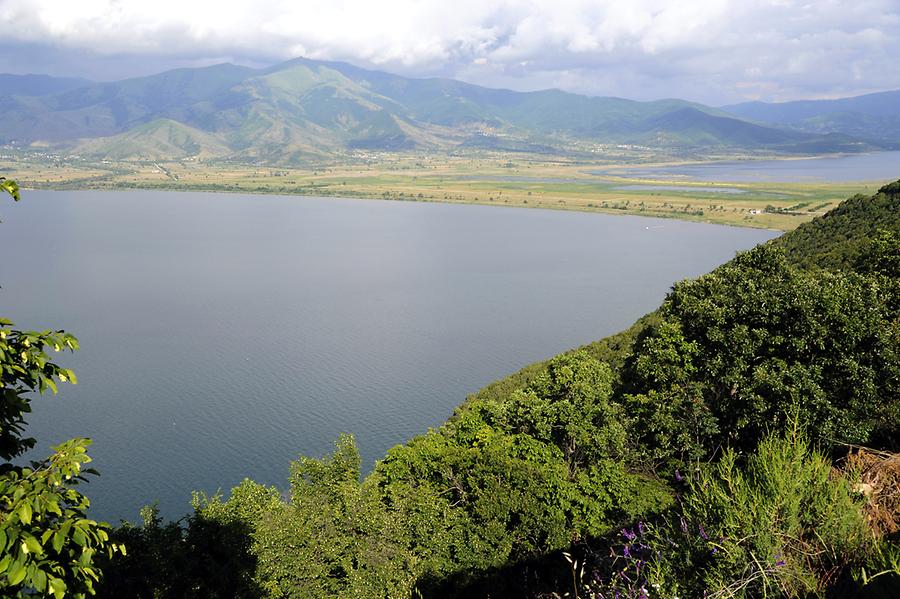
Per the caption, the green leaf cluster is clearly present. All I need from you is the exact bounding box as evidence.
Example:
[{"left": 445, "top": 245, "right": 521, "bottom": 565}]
[
  {"left": 0, "top": 439, "right": 122, "bottom": 598},
  {"left": 0, "top": 177, "right": 19, "bottom": 203},
  {"left": 657, "top": 432, "right": 870, "bottom": 598},
  {"left": 1, "top": 322, "right": 79, "bottom": 461}
]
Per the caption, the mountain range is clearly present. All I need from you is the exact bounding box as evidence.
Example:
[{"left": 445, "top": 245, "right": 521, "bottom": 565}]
[
  {"left": 1, "top": 58, "right": 896, "bottom": 163},
  {"left": 721, "top": 90, "right": 900, "bottom": 147}
]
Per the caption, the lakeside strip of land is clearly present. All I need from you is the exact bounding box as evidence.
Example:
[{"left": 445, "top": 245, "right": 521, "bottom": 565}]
[{"left": 2, "top": 151, "right": 890, "bottom": 231}]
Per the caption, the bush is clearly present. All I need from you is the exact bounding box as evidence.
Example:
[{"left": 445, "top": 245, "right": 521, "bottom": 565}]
[
  {"left": 588, "top": 431, "right": 873, "bottom": 598},
  {"left": 624, "top": 245, "right": 899, "bottom": 466},
  {"left": 371, "top": 352, "right": 671, "bottom": 590}
]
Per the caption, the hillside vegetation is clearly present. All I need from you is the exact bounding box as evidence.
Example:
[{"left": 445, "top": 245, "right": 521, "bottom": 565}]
[
  {"left": 774, "top": 180, "right": 900, "bottom": 270},
  {"left": 90, "top": 181, "right": 900, "bottom": 598}
]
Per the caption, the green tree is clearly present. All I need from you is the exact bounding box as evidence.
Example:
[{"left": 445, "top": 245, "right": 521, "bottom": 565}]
[
  {"left": 371, "top": 352, "right": 671, "bottom": 591},
  {"left": 0, "top": 180, "right": 122, "bottom": 598},
  {"left": 857, "top": 228, "right": 900, "bottom": 316},
  {"left": 194, "top": 435, "right": 417, "bottom": 598}
]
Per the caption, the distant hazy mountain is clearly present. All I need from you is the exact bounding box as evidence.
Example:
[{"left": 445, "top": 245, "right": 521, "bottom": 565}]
[
  {"left": 0, "top": 74, "right": 94, "bottom": 97},
  {"left": 0, "top": 58, "right": 887, "bottom": 162},
  {"left": 721, "top": 90, "right": 900, "bottom": 147}
]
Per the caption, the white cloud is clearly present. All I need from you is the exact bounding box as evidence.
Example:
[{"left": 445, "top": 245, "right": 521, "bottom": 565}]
[{"left": 0, "top": 0, "right": 898, "bottom": 103}]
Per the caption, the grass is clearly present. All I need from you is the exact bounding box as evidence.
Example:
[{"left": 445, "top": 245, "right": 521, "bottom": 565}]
[{"left": 1, "top": 151, "right": 891, "bottom": 231}]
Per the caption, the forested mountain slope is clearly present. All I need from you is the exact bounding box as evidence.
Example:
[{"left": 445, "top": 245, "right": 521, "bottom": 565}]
[{"left": 774, "top": 180, "right": 900, "bottom": 270}]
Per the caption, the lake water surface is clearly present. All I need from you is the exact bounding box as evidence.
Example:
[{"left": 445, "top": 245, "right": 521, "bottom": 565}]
[
  {"left": 0, "top": 191, "right": 777, "bottom": 521},
  {"left": 612, "top": 185, "right": 749, "bottom": 194},
  {"left": 594, "top": 151, "right": 900, "bottom": 183}
]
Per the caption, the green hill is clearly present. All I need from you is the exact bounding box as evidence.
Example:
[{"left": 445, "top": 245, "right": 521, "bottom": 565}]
[
  {"left": 75, "top": 118, "right": 232, "bottom": 160},
  {"left": 774, "top": 180, "right": 900, "bottom": 270},
  {"left": 0, "top": 63, "right": 255, "bottom": 144}
]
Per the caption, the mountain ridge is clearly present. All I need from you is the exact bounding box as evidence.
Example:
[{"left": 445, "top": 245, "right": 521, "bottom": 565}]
[
  {"left": 0, "top": 59, "right": 892, "bottom": 163},
  {"left": 721, "top": 89, "right": 900, "bottom": 147}
]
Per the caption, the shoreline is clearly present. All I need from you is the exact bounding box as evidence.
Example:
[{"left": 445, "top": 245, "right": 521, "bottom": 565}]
[
  {"left": 20, "top": 182, "right": 791, "bottom": 232},
  {"left": 7, "top": 151, "right": 893, "bottom": 232}
]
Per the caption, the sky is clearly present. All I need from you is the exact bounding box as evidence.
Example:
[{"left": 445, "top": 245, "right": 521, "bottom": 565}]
[{"left": 0, "top": 0, "right": 898, "bottom": 105}]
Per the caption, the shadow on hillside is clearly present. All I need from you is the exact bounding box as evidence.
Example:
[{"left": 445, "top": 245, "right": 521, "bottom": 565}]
[
  {"left": 416, "top": 546, "right": 590, "bottom": 599},
  {"left": 96, "top": 509, "right": 264, "bottom": 599},
  {"left": 415, "top": 533, "right": 900, "bottom": 599}
]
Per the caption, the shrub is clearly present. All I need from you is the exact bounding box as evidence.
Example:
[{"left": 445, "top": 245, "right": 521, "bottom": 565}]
[
  {"left": 588, "top": 431, "right": 873, "bottom": 598},
  {"left": 624, "top": 245, "right": 899, "bottom": 466}
]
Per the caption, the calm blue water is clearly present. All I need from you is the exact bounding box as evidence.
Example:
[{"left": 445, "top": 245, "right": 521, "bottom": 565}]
[
  {"left": 0, "top": 191, "right": 776, "bottom": 522},
  {"left": 594, "top": 151, "right": 900, "bottom": 183},
  {"left": 612, "top": 185, "right": 748, "bottom": 194}
]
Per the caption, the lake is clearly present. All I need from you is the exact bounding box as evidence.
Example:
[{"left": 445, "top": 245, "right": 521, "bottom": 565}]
[
  {"left": 593, "top": 150, "right": 900, "bottom": 182},
  {"left": 611, "top": 185, "right": 749, "bottom": 194},
  {"left": 0, "top": 191, "right": 777, "bottom": 522}
]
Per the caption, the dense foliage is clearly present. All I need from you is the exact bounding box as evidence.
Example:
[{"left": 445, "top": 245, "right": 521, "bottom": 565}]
[
  {"left": 82, "top": 182, "right": 900, "bottom": 596},
  {"left": 623, "top": 243, "right": 899, "bottom": 466},
  {"left": 774, "top": 180, "right": 900, "bottom": 270},
  {"left": 0, "top": 182, "right": 122, "bottom": 597},
  {"left": 587, "top": 431, "right": 874, "bottom": 598}
]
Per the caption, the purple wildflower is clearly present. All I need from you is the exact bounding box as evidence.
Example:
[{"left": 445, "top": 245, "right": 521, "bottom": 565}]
[
  {"left": 675, "top": 469, "right": 684, "bottom": 482},
  {"left": 680, "top": 517, "right": 688, "bottom": 533},
  {"left": 699, "top": 525, "right": 709, "bottom": 540}
]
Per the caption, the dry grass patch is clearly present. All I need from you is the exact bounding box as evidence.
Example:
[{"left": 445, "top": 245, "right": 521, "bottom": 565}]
[{"left": 839, "top": 448, "right": 900, "bottom": 538}]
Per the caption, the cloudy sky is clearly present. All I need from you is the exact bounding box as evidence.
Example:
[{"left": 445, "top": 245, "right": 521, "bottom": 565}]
[{"left": 0, "top": 0, "right": 898, "bottom": 105}]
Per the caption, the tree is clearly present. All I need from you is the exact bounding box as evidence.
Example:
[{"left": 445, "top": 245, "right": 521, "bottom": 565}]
[
  {"left": 0, "top": 180, "right": 122, "bottom": 598},
  {"left": 624, "top": 244, "right": 899, "bottom": 465},
  {"left": 857, "top": 228, "right": 900, "bottom": 316}
]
